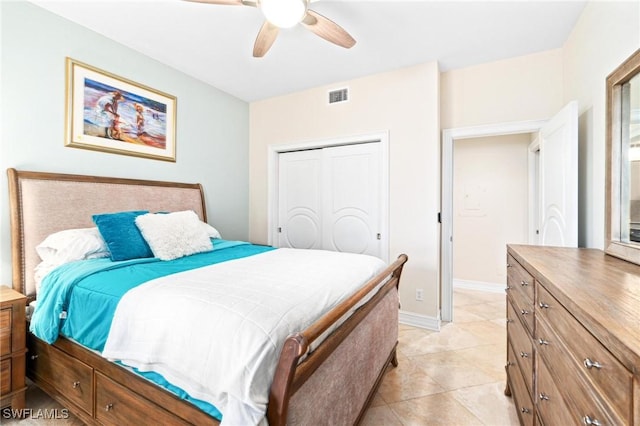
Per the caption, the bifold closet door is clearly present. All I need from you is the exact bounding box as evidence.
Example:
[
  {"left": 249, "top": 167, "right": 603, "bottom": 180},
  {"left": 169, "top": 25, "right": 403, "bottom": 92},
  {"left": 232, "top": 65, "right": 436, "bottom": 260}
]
[{"left": 278, "top": 142, "right": 382, "bottom": 258}]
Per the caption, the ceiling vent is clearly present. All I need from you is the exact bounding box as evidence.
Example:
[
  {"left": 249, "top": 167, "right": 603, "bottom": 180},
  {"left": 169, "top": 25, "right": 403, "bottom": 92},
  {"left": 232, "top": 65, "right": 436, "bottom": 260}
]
[{"left": 328, "top": 88, "right": 349, "bottom": 105}]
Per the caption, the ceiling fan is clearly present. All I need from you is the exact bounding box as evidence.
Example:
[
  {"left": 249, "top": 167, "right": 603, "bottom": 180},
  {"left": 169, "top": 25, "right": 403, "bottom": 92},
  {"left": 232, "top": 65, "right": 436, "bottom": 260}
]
[{"left": 186, "top": 0, "right": 356, "bottom": 57}]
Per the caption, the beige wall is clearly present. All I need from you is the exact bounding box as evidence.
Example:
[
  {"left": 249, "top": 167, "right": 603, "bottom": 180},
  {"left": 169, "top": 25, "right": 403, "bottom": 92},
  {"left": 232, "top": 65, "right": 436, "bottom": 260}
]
[
  {"left": 249, "top": 62, "right": 441, "bottom": 319},
  {"left": 441, "top": 49, "right": 564, "bottom": 129},
  {"left": 453, "top": 134, "right": 530, "bottom": 287},
  {"left": 562, "top": 0, "right": 640, "bottom": 249}
]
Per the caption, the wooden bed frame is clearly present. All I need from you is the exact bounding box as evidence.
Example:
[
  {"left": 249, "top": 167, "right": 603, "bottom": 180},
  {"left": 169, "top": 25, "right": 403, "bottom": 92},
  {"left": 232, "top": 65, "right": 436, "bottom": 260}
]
[{"left": 7, "top": 168, "right": 408, "bottom": 425}]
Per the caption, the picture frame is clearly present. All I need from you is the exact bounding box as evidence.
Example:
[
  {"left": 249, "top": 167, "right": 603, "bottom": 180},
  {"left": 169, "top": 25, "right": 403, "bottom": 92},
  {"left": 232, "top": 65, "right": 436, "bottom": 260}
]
[{"left": 65, "top": 58, "right": 177, "bottom": 162}]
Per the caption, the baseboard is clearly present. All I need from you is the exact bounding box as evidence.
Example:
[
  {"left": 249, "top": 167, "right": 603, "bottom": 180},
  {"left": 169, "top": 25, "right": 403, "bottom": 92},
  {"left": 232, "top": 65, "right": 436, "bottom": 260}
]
[
  {"left": 453, "top": 278, "right": 504, "bottom": 294},
  {"left": 399, "top": 310, "right": 440, "bottom": 331}
]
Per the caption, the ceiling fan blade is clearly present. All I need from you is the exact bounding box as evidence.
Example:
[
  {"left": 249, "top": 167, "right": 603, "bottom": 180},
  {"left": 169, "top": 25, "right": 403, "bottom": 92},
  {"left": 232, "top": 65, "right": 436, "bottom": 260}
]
[
  {"left": 253, "top": 21, "right": 279, "bottom": 57},
  {"left": 302, "top": 10, "right": 356, "bottom": 49}
]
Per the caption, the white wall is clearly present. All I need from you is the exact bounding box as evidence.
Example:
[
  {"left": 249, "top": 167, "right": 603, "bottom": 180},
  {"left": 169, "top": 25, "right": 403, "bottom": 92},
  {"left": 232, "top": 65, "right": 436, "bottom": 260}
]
[
  {"left": 250, "top": 63, "right": 441, "bottom": 321},
  {"left": 441, "top": 49, "right": 564, "bottom": 129},
  {"left": 0, "top": 2, "right": 251, "bottom": 285},
  {"left": 562, "top": 0, "right": 640, "bottom": 249},
  {"left": 453, "top": 134, "right": 530, "bottom": 287}
]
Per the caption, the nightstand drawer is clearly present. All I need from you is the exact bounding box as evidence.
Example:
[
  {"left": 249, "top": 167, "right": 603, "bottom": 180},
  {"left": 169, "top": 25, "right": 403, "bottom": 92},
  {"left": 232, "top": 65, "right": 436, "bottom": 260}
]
[
  {"left": 0, "top": 359, "right": 10, "bottom": 394},
  {"left": 28, "top": 335, "right": 93, "bottom": 416},
  {"left": 506, "top": 298, "right": 533, "bottom": 394},
  {"left": 0, "top": 309, "right": 11, "bottom": 357},
  {"left": 506, "top": 342, "right": 534, "bottom": 426}
]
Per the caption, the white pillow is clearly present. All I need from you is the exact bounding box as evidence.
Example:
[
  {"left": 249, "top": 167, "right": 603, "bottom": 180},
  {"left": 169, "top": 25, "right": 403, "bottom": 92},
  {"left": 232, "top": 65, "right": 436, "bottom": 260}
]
[
  {"left": 36, "top": 227, "right": 109, "bottom": 264},
  {"left": 202, "top": 222, "right": 222, "bottom": 239},
  {"left": 135, "top": 211, "right": 214, "bottom": 261}
]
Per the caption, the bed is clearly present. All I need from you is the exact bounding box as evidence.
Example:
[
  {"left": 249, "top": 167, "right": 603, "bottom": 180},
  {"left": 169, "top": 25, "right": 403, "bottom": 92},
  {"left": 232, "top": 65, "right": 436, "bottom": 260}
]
[{"left": 7, "top": 168, "right": 408, "bottom": 425}]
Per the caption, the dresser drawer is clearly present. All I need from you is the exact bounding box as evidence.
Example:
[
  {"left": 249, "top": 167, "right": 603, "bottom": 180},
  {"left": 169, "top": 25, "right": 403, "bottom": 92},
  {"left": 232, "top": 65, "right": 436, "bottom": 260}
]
[
  {"left": 506, "top": 342, "right": 534, "bottom": 426},
  {"left": 506, "top": 298, "right": 533, "bottom": 394},
  {"left": 28, "top": 335, "right": 93, "bottom": 415},
  {"left": 0, "top": 309, "right": 11, "bottom": 357},
  {"left": 536, "top": 317, "right": 629, "bottom": 425},
  {"left": 507, "top": 254, "right": 534, "bottom": 304},
  {"left": 507, "top": 286, "right": 534, "bottom": 335},
  {"left": 95, "top": 372, "right": 188, "bottom": 426},
  {"left": 536, "top": 357, "right": 575, "bottom": 426},
  {"left": 536, "top": 284, "right": 632, "bottom": 422}
]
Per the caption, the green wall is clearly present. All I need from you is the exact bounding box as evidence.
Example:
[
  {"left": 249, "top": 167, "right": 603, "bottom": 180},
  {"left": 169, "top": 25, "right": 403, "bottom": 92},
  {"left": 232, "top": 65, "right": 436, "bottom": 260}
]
[{"left": 0, "top": 1, "right": 250, "bottom": 285}]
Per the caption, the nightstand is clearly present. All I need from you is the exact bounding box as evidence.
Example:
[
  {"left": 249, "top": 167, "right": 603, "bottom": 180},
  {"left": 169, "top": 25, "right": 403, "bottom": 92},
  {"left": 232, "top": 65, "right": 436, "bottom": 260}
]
[{"left": 0, "top": 286, "right": 27, "bottom": 411}]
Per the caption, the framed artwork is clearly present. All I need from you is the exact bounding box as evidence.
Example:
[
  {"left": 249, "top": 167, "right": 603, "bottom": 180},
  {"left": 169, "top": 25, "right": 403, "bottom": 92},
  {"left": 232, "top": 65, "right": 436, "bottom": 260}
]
[{"left": 65, "top": 58, "right": 177, "bottom": 162}]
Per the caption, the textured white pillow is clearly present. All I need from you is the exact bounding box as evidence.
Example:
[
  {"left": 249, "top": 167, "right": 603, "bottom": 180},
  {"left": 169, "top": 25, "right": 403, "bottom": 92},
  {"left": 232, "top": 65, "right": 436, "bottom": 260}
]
[
  {"left": 135, "top": 211, "right": 213, "bottom": 261},
  {"left": 202, "top": 221, "right": 222, "bottom": 239},
  {"left": 36, "top": 227, "right": 109, "bottom": 263}
]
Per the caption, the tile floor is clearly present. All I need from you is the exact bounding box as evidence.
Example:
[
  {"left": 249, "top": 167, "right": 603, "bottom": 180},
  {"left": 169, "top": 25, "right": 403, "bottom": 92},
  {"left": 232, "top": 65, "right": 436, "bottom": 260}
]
[
  {"left": 361, "top": 287, "right": 519, "bottom": 426},
  {"left": 4, "top": 288, "right": 519, "bottom": 425}
]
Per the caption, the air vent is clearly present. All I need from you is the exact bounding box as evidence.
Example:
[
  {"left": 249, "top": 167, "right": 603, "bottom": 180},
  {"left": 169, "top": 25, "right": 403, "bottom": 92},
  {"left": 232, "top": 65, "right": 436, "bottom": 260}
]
[{"left": 328, "top": 88, "right": 349, "bottom": 104}]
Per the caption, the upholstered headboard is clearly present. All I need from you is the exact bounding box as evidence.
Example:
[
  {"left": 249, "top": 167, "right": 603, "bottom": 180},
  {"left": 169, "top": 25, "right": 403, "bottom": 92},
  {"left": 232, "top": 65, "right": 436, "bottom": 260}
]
[{"left": 7, "top": 168, "right": 206, "bottom": 299}]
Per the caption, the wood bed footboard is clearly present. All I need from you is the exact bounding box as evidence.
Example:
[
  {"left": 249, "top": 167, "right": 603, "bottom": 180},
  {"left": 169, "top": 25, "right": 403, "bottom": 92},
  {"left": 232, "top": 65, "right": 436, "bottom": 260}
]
[{"left": 8, "top": 168, "right": 408, "bottom": 425}]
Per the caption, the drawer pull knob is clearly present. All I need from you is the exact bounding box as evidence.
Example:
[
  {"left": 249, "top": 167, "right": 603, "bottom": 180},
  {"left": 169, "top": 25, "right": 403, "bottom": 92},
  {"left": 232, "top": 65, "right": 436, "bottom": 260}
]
[
  {"left": 520, "top": 407, "right": 530, "bottom": 414},
  {"left": 105, "top": 403, "right": 113, "bottom": 412},
  {"left": 538, "top": 338, "right": 549, "bottom": 346},
  {"left": 72, "top": 381, "right": 80, "bottom": 389},
  {"left": 539, "top": 393, "right": 549, "bottom": 401},
  {"left": 507, "top": 263, "right": 513, "bottom": 268},
  {"left": 520, "top": 280, "right": 529, "bottom": 287},
  {"left": 520, "top": 309, "right": 529, "bottom": 315},
  {"left": 583, "top": 358, "right": 602, "bottom": 370},
  {"left": 539, "top": 301, "right": 549, "bottom": 309},
  {"left": 505, "top": 286, "right": 512, "bottom": 291},
  {"left": 30, "top": 354, "right": 39, "bottom": 360},
  {"left": 583, "top": 416, "right": 601, "bottom": 426},
  {"left": 519, "top": 351, "right": 529, "bottom": 358}
]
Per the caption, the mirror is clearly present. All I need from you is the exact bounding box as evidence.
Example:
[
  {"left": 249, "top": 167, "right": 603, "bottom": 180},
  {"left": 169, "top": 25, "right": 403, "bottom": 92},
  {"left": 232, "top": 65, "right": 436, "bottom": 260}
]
[{"left": 606, "top": 48, "right": 640, "bottom": 265}]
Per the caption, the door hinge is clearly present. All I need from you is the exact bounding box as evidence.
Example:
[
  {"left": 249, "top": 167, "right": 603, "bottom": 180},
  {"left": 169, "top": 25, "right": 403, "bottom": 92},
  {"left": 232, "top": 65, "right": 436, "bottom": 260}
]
[
  {"left": 278, "top": 227, "right": 282, "bottom": 233},
  {"left": 376, "top": 233, "right": 381, "bottom": 240},
  {"left": 437, "top": 212, "right": 441, "bottom": 223}
]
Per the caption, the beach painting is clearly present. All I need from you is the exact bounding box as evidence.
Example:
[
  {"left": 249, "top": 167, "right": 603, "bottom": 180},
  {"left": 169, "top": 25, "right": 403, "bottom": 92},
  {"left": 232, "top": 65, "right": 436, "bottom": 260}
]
[{"left": 65, "top": 58, "right": 177, "bottom": 162}]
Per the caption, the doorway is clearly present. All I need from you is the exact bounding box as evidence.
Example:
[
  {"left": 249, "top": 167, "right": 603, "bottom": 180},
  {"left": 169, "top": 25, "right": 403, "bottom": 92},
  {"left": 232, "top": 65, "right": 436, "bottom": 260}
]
[
  {"left": 442, "top": 102, "right": 578, "bottom": 322},
  {"left": 441, "top": 120, "right": 548, "bottom": 323}
]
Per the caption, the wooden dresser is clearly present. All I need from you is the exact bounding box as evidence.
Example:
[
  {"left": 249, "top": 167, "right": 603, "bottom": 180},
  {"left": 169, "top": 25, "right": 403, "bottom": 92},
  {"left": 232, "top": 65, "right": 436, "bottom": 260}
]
[
  {"left": 0, "top": 286, "right": 27, "bottom": 412},
  {"left": 505, "top": 245, "right": 640, "bottom": 426}
]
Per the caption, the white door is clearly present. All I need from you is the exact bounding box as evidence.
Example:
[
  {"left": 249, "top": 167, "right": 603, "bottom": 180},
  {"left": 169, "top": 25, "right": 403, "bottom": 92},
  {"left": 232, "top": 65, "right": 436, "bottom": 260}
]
[
  {"left": 322, "top": 143, "right": 382, "bottom": 257},
  {"left": 537, "top": 101, "right": 579, "bottom": 247},
  {"left": 278, "top": 149, "right": 323, "bottom": 249},
  {"left": 277, "top": 142, "right": 382, "bottom": 258}
]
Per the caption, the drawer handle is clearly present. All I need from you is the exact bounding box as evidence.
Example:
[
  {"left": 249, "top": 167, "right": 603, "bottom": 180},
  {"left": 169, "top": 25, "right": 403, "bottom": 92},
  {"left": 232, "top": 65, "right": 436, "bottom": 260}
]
[
  {"left": 539, "top": 393, "right": 549, "bottom": 401},
  {"left": 72, "top": 381, "right": 80, "bottom": 389},
  {"left": 105, "top": 403, "right": 113, "bottom": 412},
  {"left": 505, "top": 361, "right": 515, "bottom": 368},
  {"left": 539, "top": 301, "right": 549, "bottom": 309},
  {"left": 520, "top": 280, "right": 529, "bottom": 287},
  {"left": 583, "top": 416, "right": 602, "bottom": 426},
  {"left": 30, "top": 354, "right": 39, "bottom": 360},
  {"left": 505, "top": 286, "right": 512, "bottom": 291},
  {"left": 520, "top": 407, "right": 530, "bottom": 414},
  {"left": 507, "top": 263, "right": 513, "bottom": 268},
  {"left": 538, "top": 338, "right": 549, "bottom": 346},
  {"left": 520, "top": 309, "right": 529, "bottom": 316},
  {"left": 583, "top": 358, "right": 602, "bottom": 370},
  {"left": 519, "top": 351, "right": 529, "bottom": 358}
]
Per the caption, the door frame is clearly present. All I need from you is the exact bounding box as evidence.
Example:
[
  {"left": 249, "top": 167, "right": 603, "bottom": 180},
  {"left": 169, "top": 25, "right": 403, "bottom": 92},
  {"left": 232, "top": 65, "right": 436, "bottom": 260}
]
[
  {"left": 441, "top": 120, "right": 547, "bottom": 322},
  {"left": 267, "top": 131, "right": 390, "bottom": 262}
]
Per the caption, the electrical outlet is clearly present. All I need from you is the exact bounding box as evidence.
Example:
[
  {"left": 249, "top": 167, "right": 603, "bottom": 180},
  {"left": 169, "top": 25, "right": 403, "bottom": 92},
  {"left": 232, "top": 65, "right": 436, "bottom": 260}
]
[{"left": 415, "top": 289, "right": 424, "bottom": 301}]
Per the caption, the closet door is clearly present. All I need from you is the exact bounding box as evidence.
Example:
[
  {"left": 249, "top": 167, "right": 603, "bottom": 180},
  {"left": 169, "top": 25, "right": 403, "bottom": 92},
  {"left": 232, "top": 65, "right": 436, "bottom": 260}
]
[
  {"left": 277, "top": 142, "right": 382, "bottom": 258},
  {"left": 322, "top": 143, "right": 381, "bottom": 257},
  {"left": 277, "top": 149, "right": 323, "bottom": 249}
]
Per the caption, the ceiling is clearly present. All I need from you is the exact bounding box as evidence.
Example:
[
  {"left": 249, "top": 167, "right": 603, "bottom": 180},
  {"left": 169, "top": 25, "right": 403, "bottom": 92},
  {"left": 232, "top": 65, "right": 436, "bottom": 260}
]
[{"left": 31, "top": 0, "right": 587, "bottom": 102}]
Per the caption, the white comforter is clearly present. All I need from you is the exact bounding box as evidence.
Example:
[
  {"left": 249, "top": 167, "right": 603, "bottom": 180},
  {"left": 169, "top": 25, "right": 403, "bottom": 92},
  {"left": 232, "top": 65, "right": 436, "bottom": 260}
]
[{"left": 102, "top": 248, "right": 386, "bottom": 426}]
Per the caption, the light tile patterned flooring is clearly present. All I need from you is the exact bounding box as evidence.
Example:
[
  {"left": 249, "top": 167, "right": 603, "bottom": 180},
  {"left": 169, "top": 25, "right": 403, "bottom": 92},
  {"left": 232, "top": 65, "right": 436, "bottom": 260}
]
[
  {"left": 6, "top": 288, "right": 518, "bottom": 425},
  {"left": 361, "top": 288, "right": 519, "bottom": 425}
]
